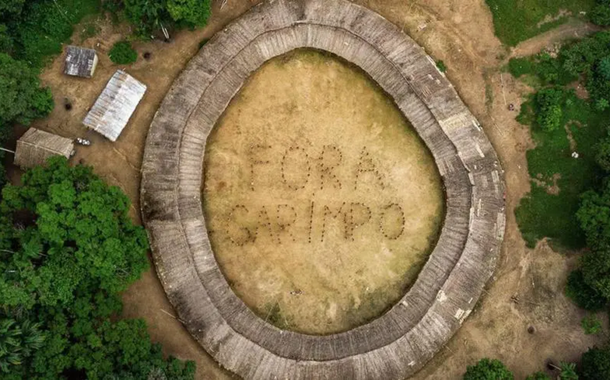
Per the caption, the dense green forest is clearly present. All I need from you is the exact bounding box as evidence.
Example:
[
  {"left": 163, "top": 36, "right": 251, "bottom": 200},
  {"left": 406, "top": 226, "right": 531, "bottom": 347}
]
[
  {"left": 0, "top": 0, "right": 211, "bottom": 377},
  {"left": 0, "top": 157, "right": 196, "bottom": 378}
]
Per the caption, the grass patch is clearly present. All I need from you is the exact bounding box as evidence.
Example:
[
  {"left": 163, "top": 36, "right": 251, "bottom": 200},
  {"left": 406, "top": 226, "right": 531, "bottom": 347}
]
[
  {"left": 509, "top": 54, "right": 577, "bottom": 89},
  {"left": 485, "top": 0, "right": 595, "bottom": 46},
  {"left": 508, "top": 57, "right": 536, "bottom": 78},
  {"left": 515, "top": 93, "right": 607, "bottom": 249},
  {"left": 79, "top": 21, "right": 99, "bottom": 41}
]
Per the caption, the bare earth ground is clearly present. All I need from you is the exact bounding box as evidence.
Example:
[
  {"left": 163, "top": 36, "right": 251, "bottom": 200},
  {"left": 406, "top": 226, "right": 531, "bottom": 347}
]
[
  {"left": 203, "top": 49, "right": 443, "bottom": 334},
  {"left": 7, "top": 0, "right": 606, "bottom": 378}
]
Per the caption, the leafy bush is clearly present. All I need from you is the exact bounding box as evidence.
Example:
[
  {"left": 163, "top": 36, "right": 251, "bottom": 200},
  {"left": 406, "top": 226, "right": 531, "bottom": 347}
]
[
  {"left": 578, "top": 181, "right": 610, "bottom": 249},
  {"left": 581, "top": 346, "right": 610, "bottom": 379},
  {"left": 535, "top": 87, "right": 566, "bottom": 132},
  {"left": 582, "top": 314, "right": 603, "bottom": 335},
  {"left": 463, "top": 358, "right": 513, "bottom": 379},
  {"left": 109, "top": 41, "right": 138, "bottom": 64},
  {"left": 436, "top": 60, "right": 447, "bottom": 73},
  {"left": 559, "top": 362, "right": 578, "bottom": 380},
  {"left": 566, "top": 270, "right": 607, "bottom": 311}
]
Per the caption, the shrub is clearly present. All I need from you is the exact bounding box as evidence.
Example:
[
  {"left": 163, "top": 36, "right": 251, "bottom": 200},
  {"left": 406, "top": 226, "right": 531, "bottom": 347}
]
[
  {"left": 436, "top": 60, "right": 447, "bottom": 73},
  {"left": 582, "top": 314, "right": 603, "bottom": 335},
  {"left": 577, "top": 182, "right": 610, "bottom": 248},
  {"left": 109, "top": 41, "right": 138, "bottom": 64},
  {"left": 463, "top": 358, "right": 513, "bottom": 380},
  {"left": 581, "top": 346, "right": 610, "bottom": 379},
  {"left": 535, "top": 87, "right": 566, "bottom": 132},
  {"left": 566, "top": 270, "right": 608, "bottom": 311},
  {"left": 559, "top": 362, "right": 578, "bottom": 380}
]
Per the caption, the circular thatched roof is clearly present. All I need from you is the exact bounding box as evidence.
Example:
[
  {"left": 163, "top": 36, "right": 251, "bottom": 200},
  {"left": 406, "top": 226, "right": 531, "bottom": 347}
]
[{"left": 140, "top": 0, "right": 506, "bottom": 378}]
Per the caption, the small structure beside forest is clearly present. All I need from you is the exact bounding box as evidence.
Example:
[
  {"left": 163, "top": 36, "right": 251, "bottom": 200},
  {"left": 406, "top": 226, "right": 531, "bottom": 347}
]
[
  {"left": 14, "top": 128, "right": 74, "bottom": 169},
  {"left": 64, "top": 46, "right": 98, "bottom": 78},
  {"left": 83, "top": 70, "right": 147, "bottom": 142}
]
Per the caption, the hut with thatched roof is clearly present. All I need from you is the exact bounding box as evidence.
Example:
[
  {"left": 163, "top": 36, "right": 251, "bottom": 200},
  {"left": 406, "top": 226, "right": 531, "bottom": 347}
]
[
  {"left": 83, "top": 70, "right": 147, "bottom": 142},
  {"left": 14, "top": 128, "right": 74, "bottom": 169},
  {"left": 64, "top": 46, "right": 98, "bottom": 78}
]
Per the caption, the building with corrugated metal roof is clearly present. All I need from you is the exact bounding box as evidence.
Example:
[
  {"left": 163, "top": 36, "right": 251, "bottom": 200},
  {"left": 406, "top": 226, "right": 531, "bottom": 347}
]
[{"left": 83, "top": 70, "right": 147, "bottom": 142}]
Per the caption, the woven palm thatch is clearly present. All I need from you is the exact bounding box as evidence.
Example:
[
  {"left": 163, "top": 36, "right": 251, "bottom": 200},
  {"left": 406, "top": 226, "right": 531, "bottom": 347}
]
[
  {"left": 14, "top": 128, "right": 74, "bottom": 169},
  {"left": 140, "top": 0, "right": 506, "bottom": 379},
  {"left": 83, "top": 70, "right": 146, "bottom": 142}
]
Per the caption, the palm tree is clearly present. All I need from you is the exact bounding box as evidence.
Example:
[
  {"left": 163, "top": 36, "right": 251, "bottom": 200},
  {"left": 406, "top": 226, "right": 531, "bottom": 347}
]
[
  {"left": 0, "top": 319, "right": 22, "bottom": 373},
  {"left": 0, "top": 318, "right": 45, "bottom": 373}
]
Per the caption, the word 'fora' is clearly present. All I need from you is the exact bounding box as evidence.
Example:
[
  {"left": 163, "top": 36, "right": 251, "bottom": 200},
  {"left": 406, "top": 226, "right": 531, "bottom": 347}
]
[{"left": 248, "top": 144, "right": 386, "bottom": 191}]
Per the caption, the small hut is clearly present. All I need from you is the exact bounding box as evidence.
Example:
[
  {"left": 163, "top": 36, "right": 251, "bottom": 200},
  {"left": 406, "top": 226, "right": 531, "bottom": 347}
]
[
  {"left": 64, "top": 46, "right": 98, "bottom": 78},
  {"left": 14, "top": 128, "right": 74, "bottom": 169},
  {"left": 83, "top": 70, "right": 147, "bottom": 142}
]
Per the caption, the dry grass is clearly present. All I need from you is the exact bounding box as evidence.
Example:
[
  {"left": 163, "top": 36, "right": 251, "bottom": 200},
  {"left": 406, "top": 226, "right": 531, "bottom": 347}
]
[{"left": 203, "top": 49, "right": 444, "bottom": 334}]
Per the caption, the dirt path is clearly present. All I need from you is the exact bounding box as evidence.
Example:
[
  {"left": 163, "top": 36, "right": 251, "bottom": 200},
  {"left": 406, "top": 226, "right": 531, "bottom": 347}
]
[
  {"left": 18, "top": 0, "right": 607, "bottom": 379},
  {"left": 511, "top": 20, "right": 601, "bottom": 58}
]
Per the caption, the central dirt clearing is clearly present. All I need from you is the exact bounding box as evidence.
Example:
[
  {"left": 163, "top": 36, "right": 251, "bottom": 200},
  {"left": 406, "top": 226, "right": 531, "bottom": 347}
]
[{"left": 203, "top": 49, "right": 444, "bottom": 334}]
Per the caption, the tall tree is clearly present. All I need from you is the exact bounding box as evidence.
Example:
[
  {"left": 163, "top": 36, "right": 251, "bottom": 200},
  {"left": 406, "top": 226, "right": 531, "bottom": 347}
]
[
  {"left": 0, "top": 158, "right": 195, "bottom": 378},
  {"left": 167, "top": 0, "right": 211, "bottom": 27},
  {"left": 0, "top": 53, "right": 53, "bottom": 129}
]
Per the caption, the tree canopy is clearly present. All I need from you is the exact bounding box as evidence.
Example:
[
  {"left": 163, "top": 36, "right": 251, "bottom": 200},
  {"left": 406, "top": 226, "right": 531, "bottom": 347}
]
[
  {"left": 0, "top": 157, "right": 195, "bottom": 379},
  {"left": 167, "top": 0, "right": 211, "bottom": 27},
  {"left": 124, "top": 0, "right": 212, "bottom": 35},
  {"left": 0, "top": 53, "right": 53, "bottom": 128},
  {"left": 581, "top": 346, "right": 610, "bottom": 379}
]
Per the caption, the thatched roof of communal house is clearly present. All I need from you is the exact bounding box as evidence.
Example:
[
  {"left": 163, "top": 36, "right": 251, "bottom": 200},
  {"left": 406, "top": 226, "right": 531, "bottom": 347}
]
[
  {"left": 83, "top": 70, "right": 146, "bottom": 142},
  {"left": 64, "top": 46, "right": 98, "bottom": 78},
  {"left": 14, "top": 128, "right": 74, "bottom": 169},
  {"left": 140, "top": 0, "right": 507, "bottom": 379}
]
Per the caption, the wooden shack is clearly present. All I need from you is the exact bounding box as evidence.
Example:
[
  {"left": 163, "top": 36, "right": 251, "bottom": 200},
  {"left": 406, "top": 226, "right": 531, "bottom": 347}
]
[
  {"left": 14, "top": 128, "right": 74, "bottom": 169},
  {"left": 83, "top": 70, "right": 147, "bottom": 142},
  {"left": 64, "top": 46, "right": 98, "bottom": 78}
]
